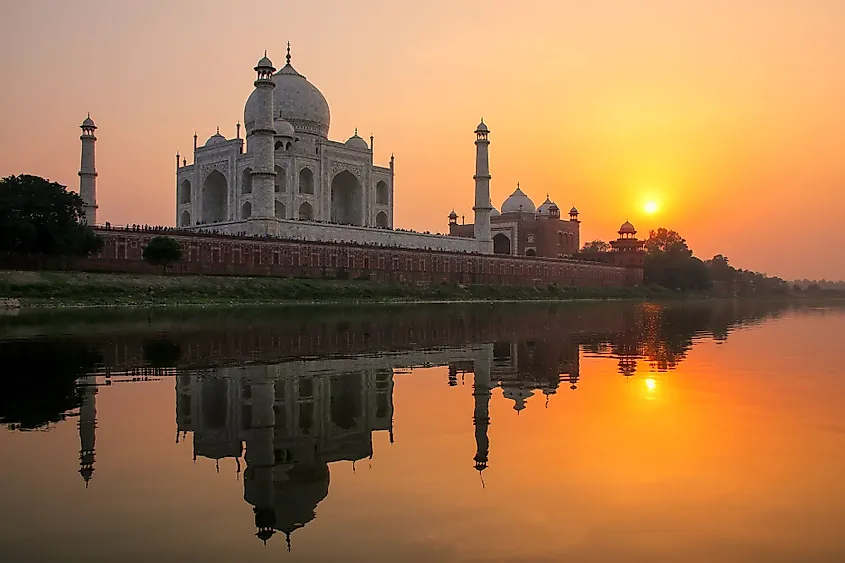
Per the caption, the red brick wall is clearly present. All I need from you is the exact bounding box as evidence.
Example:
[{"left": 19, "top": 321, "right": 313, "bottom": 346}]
[{"left": 3, "top": 228, "right": 642, "bottom": 287}]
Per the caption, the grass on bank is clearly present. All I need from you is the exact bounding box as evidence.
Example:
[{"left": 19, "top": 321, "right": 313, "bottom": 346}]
[{"left": 0, "top": 270, "right": 667, "bottom": 307}]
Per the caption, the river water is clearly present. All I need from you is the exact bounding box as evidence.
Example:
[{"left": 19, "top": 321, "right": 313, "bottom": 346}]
[{"left": 1, "top": 300, "right": 844, "bottom": 562}]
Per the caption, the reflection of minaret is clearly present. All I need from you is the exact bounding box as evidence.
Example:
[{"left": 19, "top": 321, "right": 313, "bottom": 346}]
[
  {"left": 243, "top": 377, "right": 277, "bottom": 545},
  {"left": 472, "top": 345, "right": 493, "bottom": 475},
  {"left": 78, "top": 375, "right": 97, "bottom": 486}
]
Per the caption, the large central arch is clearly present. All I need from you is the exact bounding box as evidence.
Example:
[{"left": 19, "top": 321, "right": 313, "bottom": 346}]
[
  {"left": 330, "top": 171, "right": 364, "bottom": 226},
  {"left": 202, "top": 170, "right": 228, "bottom": 224},
  {"left": 493, "top": 233, "right": 511, "bottom": 254}
]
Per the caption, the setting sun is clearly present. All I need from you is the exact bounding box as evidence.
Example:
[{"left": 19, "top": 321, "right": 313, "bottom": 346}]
[{"left": 644, "top": 201, "right": 659, "bottom": 214}]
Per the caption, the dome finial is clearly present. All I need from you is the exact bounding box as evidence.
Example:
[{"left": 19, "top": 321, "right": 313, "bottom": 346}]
[
  {"left": 286, "top": 41, "right": 291, "bottom": 65},
  {"left": 354, "top": 127, "right": 358, "bottom": 136},
  {"left": 264, "top": 49, "right": 267, "bottom": 57}
]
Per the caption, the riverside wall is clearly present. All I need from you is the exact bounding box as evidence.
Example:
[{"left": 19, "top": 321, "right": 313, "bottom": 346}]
[{"left": 2, "top": 228, "right": 643, "bottom": 287}]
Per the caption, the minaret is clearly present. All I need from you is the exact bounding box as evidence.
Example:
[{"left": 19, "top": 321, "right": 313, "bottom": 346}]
[
  {"left": 78, "top": 114, "right": 98, "bottom": 225},
  {"left": 472, "top": 344, "right": 493, "bottom": 475},
  {"left": 473, "top": 120, "right": 493, "bottom": 252},
  {"left": 248, "top": 53, "right": 276, "bottom": 221},
  {"left": 77, "top": 375, "right": 97, "bottom": 486},
  {"left": 244, "top": 376, "right": 277, "bottom": 544}
]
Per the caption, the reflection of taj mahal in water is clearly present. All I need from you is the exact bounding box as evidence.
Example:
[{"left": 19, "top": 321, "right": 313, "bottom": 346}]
[{"left": 73, "top": 339, "right": 584, "bottom": 548}]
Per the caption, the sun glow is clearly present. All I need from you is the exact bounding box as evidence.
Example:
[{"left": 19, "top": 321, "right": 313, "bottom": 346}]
[
  {"left": 645, "top": 378, "right": 657, "bottom": 392},
  {"left": 644, "top": 201, "right": 659, "bottom": 214}
]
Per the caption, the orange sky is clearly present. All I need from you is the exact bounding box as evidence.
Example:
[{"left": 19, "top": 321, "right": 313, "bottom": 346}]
[{"left": 1, "top": 0, "right": 843, "bottom": 280}]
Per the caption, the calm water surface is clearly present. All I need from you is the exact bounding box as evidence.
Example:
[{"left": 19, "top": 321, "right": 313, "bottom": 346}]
[{"left": 1, "top": 301, "right": 844, "bottom": 562}]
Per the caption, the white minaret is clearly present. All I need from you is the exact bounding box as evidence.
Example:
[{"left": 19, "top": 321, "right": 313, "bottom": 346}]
[
  {"left": 78, "top": 114, "right": 98, "bottom": 225},
  {"left": 78, "top": 375, "right": 97, "bottom": 486},
  {"left": 244, "top": 376, "right": 277, "bottom": 544},
  {"left": 248, "top": 53, "right": 276, "bottom": 221},
  {"left": 472, "top": 344, "right": 493, "bottom": 475},
  {"left": 473, "top": 120, "right": 493, "bottom": 251}
]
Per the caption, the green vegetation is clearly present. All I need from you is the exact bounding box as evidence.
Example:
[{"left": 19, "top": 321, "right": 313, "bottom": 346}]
[
  {"left": 0, "top": 270, "right": 665, "bottom": 308},
  {"left": 0, "top": 174, "right": 103, "bottom": 257},
  {"left": 142, "top": 236, "right": 183, "bottom": 273}
]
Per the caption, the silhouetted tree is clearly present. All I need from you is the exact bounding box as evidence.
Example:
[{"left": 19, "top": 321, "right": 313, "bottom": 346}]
[
  {"left": 643, "top": 228, "right": 709, "bottom": 291},
  {"left": 142, "top": 236, "right": 182, "bottom": 273},
  {"left": 581, "top": 240, "right": 610, "bottom": 253},
  {"left": 0, "top": 174, "right": 103, "bottom": 256}
]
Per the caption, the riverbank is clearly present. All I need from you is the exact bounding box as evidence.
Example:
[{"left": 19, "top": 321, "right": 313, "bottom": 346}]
[{"left": 0, "top": 270, "right": 665, "bottom": 308}]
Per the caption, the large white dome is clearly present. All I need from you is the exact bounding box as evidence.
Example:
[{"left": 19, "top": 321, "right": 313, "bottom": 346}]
[
  {"left": 244, "top": 60, "right": 331, "bottom": 138},
  {"left": 501, "top": 186, "right": 536, "bottom": 214}
]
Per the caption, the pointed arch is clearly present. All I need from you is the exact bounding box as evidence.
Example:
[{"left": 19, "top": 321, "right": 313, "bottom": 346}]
[
  {"left": 241, "top": 168, "right": 253, "bottom": 194},
  {"left": 275, "top": 200, "right": 286, "bottom": 220},
  {"left": 180, "top": 210, "right": 191, "bottom": 227},
  {"left": 201, "top": 170, "right": 228, "bottom": 223},
  {"left": 330, "top": 170, "right": 363, "bottom": 226},
  {"left": 299, "top": 168, "right": 314, "bottom": 194},
  {"left": 298, "top": 202, "right": 314, "bottom": 220},
  {"left": 376, "top": 180, "right": 389, "bottom": 205},
  {"left": 375, "top": 211, "right": 388, "bottom": 228},
  {"left": 274, "top": 166, "right": 286, "bottom": 193},
  {"left": 493, "top": 233, "right": 511, "bottom": 254},
  {"left": 179, "top": 179, "right": 191, "bottom": 204},
  {"left": 241, "top": 201, "right": 252, "bottom": 219}
]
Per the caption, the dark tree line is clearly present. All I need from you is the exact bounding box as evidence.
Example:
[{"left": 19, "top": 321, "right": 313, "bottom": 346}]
[{"left": 0, "top": 175, "right": 103, "bottom": 257}]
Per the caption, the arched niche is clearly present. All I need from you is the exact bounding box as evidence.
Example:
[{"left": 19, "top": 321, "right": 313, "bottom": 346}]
[
  {"left": 241, "top": 168, "right": 253, "bottom": 194},
  {"left": 376, "top": 181, "right": 389, "bottom": 205},
  {"left": 201, "top": 170, "right": 228, "bottom": 224},
  {"left": 330, "top": 170, "right": 363, "bottom": 226},
  {"left": 180, "top": 210, "right": 191, "bottom": 227},
  {"left": 241, "top": 201, "right": 252, "bottom": 220},
  {"left": 299, "top": 168, "right": 314, "bottom": 195},
  {"left": 275, "top": 200, "right": 286, "bottom": 220},
  {"left": 179, "top": 179, "right": 191, "bottom": 204},
  {"left": 493, "top": 233, "right": 511, "bottom": 255},
  {"left": 375, "top": 211, "right": 388, "bottom": 228},
  {"left": 274, "top": 166, "right": 286, "bottom": 193},
  {"left": 299, "top": 202, "right": 314, "bottom": 221}
]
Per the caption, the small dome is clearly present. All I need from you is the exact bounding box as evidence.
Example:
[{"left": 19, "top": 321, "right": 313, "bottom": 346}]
[
  {"left": 448, "top": 209, "right": 458, "bottom": 219},
  {"left": 490, "top": 204, "right": 501, "bottom": 217},
  {"left": 274, "top": 118, "right": 295, "bottom": 138},
  {"left": 81, "top": 114, "right": 96, "bottom": 129},
  {"left": 256, "top": 54, "right": 274, "bottom": 70},
  {"left": 475, "top": 119, "right": 489, "bottom": 133},
  {"left": 205, "top": 131, "right": 226, "bottom": 147},
  {"left": 537, "top": 195, "right": 557, "bottom": 216},
  {"left": 501, "top": 185, "right": 536, "bottom": 214},
  {"left": 619, "top": 221, "right": 637, "bottom": 234},
  {"left": 570, "top": 207, "right": 579, "bottom": 215},
  {"left": 345, "top": 131, "right": 369, "bottom": 151}
]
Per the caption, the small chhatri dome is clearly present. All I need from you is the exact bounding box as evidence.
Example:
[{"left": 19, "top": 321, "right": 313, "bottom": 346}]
[
  {"left": 345, "top": 129, "right": 369, "bottom": 150},
  {"left": 256, "top": 51, "right": 274, "bottom": 70},
  {"left": 537, "top": 195, "right": 557, "bottom": 216},
  {"left": 475, "top": 119, "right": 489, "bottom": 133},
  {"left": 619, "top": 220, "right": 637, "bottom": 234},
  {"left": 501, "top": 184, "right": 536, "bottom": 214},
  {"left": 490, "top": 203, "right": 501, "bottom": 217},
  {"left": 205, "top": 128, "right": 226, "bottom": 147},
  {"left": 274, "top": 118, "right": 295, "bottom": 138},
  {"left": 570, "top": 207, "right": 579, "bottom": 215},
  {"left": 81, "top": 113, "right": 96, "bottom": 129},
  {"left": 448, "top": 209, "right": 458, "bottom": 219}
]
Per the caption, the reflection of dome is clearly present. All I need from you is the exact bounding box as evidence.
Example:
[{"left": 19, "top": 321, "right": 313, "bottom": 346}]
[
  {"left": 205, "top": 130, "right": 226, "bottom": 147},
  {"left": 275, "top": 118, "right": 295, "bottom": 138},
  {"left": 345, "top": 131, "right": 369, "bottom": 151},
  {"left": 501, "top": 186, "right": 536, "bottom": 214},
  {"left": 537, "top": 196, "right": 557, "bottom": 216},
  {"left": 619, "top": 221, "right": 637, "bottom": 234},
  {"left": 245, "top": 55, "right": 331, "bottom": 138},
  {"left": 502, "top": 385, "right": 535, "bottom": 412}
]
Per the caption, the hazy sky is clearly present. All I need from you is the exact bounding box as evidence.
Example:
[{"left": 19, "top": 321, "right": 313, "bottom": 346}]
[{"left": 1, "top": 0, "right": 843, "bottom": 279}]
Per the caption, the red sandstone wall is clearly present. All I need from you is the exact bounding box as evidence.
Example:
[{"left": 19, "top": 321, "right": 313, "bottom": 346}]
[{"left": 2, "top": 228, "right": 642, "bottom": 288}]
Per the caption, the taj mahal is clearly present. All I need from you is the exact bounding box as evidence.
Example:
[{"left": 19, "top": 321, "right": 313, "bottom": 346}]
[{"left": 74, "top": 46, "right": 645, "bottom": 273}]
